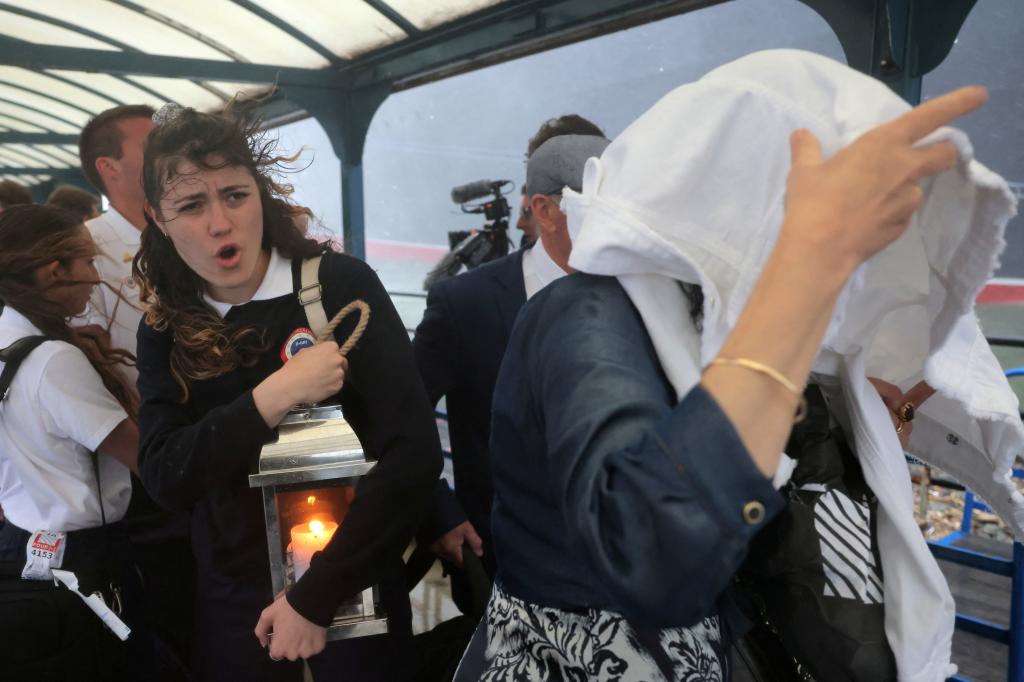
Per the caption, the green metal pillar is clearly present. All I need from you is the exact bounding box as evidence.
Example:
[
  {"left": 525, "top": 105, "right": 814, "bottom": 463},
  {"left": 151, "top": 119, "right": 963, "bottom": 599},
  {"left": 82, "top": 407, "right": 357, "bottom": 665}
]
[
  {"left": 32, "top": 169, "right": 95, "bottom": 203},
  {"left": 799, "top": 0, "right": 977, "bottom": 104},
  {"left": 282, "top": 84, "right": 391, "bottom": 261},
  {"left": 340, "top": 161, "right": 367, "bottom": 260}
]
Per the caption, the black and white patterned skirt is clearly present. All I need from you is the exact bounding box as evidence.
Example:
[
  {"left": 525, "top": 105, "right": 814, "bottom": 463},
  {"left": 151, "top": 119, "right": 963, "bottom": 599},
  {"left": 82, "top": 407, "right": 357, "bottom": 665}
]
[{"left": 477, "top": 583, "right": 726, "bottom": 681}]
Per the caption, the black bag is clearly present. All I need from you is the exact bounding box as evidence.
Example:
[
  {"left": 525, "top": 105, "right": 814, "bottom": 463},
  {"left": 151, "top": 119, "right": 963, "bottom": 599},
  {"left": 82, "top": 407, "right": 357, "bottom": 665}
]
[
  {"left": 738, "top": 385, "right": 897, "bottom": 682},
  {"left": 410, "top": 544, "right": 492, "bottom": 682}
]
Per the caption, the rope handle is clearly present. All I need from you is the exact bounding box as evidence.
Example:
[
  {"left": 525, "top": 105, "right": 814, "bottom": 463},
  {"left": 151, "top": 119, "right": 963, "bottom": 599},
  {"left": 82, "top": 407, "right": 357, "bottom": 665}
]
[{"left": 316, "top": 299, "right": 371, "bottom": 357}]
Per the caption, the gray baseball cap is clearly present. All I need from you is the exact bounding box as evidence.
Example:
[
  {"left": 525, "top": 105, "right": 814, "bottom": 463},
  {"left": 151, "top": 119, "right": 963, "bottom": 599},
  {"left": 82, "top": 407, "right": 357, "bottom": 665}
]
[{"left": 526, "top": 134, "right": 611, "bottom": 196}]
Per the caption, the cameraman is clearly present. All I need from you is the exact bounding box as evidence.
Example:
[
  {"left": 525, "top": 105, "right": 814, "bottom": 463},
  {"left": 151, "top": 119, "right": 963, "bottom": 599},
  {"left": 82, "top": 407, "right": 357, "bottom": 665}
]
[
  {"left": 427, "top": 181, "right": 516, "bottom": 288},
  {"left": 414, "top": 124, "right": 609, "bottom": 616}
]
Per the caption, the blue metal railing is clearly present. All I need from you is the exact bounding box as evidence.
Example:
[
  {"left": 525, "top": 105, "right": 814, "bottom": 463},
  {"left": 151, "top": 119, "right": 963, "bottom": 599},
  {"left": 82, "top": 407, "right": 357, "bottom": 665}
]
[
  {"left": 934, "top": 542, "right": 1024, "bottom": 682},
  {"left": 388, "top": 289, "right": 427, "bottom": 336}
]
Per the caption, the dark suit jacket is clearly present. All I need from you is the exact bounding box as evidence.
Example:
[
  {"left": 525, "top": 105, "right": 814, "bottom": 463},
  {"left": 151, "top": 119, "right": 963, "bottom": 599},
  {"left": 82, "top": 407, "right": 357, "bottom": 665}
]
[{"left": 413, "top": 248, "right": 527, "bottom": 581}]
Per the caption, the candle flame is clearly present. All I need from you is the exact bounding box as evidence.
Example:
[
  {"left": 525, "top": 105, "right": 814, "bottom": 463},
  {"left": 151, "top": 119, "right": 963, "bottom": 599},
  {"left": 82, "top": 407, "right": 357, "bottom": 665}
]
[
  {"left": 307, "top": 495, "right": 316, "bottom": 505},
  {"left": 309, "top": 519, "right": 325, "bottom": 535}
]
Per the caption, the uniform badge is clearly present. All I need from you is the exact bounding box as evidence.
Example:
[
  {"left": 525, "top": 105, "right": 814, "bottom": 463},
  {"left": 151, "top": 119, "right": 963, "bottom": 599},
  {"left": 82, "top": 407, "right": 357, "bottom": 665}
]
[{"left": 281, "top": 327, "right": 316, "bottom": 362}]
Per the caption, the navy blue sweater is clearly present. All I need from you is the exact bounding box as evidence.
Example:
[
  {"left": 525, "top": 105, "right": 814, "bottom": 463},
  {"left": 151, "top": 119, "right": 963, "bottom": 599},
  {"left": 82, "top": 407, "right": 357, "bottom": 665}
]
[{"left": 136, "top": 252, "right": 442, "bottom": 626}]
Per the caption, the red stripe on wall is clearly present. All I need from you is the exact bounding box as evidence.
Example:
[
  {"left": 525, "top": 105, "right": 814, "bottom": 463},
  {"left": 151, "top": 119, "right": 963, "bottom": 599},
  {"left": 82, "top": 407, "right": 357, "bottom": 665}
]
[
  {"left": 365, "top": 239, "right": 448, "bottom": 261},
  {"left": 978, "top": 283, "right": 1024, "bottom": 305}
]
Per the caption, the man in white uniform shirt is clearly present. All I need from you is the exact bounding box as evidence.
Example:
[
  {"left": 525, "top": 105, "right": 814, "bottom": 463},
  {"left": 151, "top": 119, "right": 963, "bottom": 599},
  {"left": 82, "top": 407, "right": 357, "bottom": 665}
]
[
  {"left": 78, "top": 105, "right": 155, "bottom": 386},
  {"left": 412, "top": 132, "right": 610, "bottom": 625},
  {"left": 78, "top": 104, "right": 195, "bottom": 677}
]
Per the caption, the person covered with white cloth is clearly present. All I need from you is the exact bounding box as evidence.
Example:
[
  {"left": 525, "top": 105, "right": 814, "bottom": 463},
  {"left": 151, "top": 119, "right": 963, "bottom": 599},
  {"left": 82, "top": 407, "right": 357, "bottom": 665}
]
[{"left": 471, "top": 50, "right": 1017, "bottom": 682}]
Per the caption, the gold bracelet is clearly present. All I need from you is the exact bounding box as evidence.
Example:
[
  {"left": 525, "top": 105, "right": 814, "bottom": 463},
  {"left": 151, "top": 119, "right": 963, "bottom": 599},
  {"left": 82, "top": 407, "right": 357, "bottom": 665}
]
[{"left": 708, "top": 357, "right": 807, "bottom": 423}]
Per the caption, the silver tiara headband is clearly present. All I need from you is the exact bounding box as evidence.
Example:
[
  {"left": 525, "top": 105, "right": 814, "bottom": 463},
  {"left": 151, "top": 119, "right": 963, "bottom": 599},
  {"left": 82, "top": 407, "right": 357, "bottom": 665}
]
[{"left": 152, "top": 102, "right": 185, "bottom": 126}]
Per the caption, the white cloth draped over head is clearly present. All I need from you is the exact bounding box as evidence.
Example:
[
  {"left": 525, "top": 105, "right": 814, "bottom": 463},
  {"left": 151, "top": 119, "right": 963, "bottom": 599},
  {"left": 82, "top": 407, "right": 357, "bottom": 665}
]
[{"left": 564, "top": 49, "right": 1020, "bottom": 682}]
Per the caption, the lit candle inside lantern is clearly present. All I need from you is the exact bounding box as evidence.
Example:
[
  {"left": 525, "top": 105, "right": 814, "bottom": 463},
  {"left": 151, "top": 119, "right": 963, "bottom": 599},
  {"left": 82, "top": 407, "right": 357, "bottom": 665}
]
[{"left": 289, "top": 516, "right": 338, "bottom": 582}]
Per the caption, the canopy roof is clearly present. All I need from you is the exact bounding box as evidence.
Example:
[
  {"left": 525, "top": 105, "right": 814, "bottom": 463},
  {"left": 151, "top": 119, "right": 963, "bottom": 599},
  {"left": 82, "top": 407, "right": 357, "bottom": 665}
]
[
  {"left": 0, "top": 0, "right": 724, "bottom": 187},
  {"left": 0, "top": 0, "right": 504, "bottom": 184}
]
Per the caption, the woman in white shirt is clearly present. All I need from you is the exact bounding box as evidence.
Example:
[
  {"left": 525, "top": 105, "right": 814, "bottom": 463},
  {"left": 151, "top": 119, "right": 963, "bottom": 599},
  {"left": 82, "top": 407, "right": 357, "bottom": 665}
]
[{"left": 0, "top": 204, "right": 142, "bottom": 680}]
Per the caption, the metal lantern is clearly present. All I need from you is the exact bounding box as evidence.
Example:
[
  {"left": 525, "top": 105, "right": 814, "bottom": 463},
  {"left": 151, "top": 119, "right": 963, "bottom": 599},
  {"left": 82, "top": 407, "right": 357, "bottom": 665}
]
[{"left": 248, "top": 403, "right": 388, "bottom": 640}]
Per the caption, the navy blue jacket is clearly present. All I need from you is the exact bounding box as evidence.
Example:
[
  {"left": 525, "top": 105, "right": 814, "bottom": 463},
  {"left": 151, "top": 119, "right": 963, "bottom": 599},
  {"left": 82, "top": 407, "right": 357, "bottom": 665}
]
[
  {"left": 413, "top": 249, "right": 527, "bottom": 579},
  {"left": 490, "top": 273, "right": 784, "bottom": 627},
  {"left": 137, "top": 254, "right": 441, "bottom": 630}
]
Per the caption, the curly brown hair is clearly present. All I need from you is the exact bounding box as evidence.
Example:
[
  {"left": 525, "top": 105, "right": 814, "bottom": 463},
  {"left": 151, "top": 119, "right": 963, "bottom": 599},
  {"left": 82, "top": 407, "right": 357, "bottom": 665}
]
[
  {"left": 0, "top": 205, "right": 137, "bottom": 418},
  {"left": 133, "top": 104, "right": 325, "bottom": 400}
]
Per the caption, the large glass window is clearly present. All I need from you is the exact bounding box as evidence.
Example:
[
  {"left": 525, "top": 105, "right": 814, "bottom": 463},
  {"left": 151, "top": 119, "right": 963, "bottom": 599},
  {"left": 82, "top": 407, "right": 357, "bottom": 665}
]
[
  {"left": 268, "top": 117, "right": 343, "bottom": 243},
  {"left": 922, "top": 0, "right": 1023, "bottom": 279},
  {"left": 358, "top": 0, "right": 844, "bottom": 320}
]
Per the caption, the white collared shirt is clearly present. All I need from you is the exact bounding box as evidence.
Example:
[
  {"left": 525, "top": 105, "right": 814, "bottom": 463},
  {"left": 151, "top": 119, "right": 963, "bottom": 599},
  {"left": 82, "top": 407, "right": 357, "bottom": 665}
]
[
  {"left": 202, "top": 248, "right": 292, "bottom": 317},
  {"left": 521, "top": 239, "right": 568, "bottom": 300},
  {"left": 85, "top": 206, "right": 144, "bottom": 385},
  {"left": 0, "top": 307, "right": 131, "bottom": 532}
]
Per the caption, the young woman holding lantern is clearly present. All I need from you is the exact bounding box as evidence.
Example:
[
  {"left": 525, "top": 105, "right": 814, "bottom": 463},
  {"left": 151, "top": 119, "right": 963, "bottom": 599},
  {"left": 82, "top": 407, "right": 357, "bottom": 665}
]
[{"left": 133, "top": 103, "right": 441, "bottom": 681}]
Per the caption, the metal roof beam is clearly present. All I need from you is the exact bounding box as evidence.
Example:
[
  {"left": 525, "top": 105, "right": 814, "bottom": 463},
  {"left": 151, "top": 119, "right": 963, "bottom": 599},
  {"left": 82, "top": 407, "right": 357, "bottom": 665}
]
[
  {"left": 0, "top": 144, "right": 72, "bottom": 169},
  {"left": 363, "top": 0, "right": 422, "bottom": 37},
  {"left": 0, "top": 0, "right": 732, "bottom": 98},
  {"left": 0, "top": 166, "right": 79, "bottom": 177},
  {"left": 339, "top": 0, "right": 724, "bottom": 90},
  {"left": 43, "top": 71, "right": 125, "bottom": 108},
  {"left": 0, "top": 78, "right": 98, "bottom": 118},
  {"left": 111, "top": 0, "right": 249, "bottom": 63},
  {"left": 0, "top": 131, "right": 78, "bottom": 144},
  {"left": 231, "top": 0, "right": 347, "bottom": 66},
  {"left": 0, "top": 110, "right": 49, "bottom": 133},
  {"left": 0, "top": 36, "right": 347, "bottom": 88},
  {"left": 0, "top": 95, "right": 81, "bottom": 130},
  {"left": 0, "top": 2, "right": 126, "bottom": 50}
]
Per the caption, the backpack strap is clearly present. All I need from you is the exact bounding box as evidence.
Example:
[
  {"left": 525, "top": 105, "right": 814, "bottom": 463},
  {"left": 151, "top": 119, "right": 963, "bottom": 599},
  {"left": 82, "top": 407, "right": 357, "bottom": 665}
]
[
  {"left": 298, "top": 255, "right": 329, "bottom": 337},
  {"left": 0, "top": 336, "right": 49, "bottom": 401}
]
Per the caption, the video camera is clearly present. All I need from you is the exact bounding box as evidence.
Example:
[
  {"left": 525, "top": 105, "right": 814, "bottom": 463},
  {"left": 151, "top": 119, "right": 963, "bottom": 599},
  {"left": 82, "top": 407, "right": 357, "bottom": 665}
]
[{"left": 423, "top": 178, "right": 515, "bottom": 290}]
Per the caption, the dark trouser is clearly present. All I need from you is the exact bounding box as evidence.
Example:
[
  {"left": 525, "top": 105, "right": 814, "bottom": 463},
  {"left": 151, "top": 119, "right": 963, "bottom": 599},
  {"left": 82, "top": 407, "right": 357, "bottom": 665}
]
[
  {"left": 130, "top": 533, "right": 196, "bottom": 681},
  {"left": 122, "top": 477, "right": 196, "bottom": 680},
  {"left": 193, "top": 558, "right": 416, "bottom": 682},
  {"left": 0, "top": 521, "right": 156, "bottom": 681}
]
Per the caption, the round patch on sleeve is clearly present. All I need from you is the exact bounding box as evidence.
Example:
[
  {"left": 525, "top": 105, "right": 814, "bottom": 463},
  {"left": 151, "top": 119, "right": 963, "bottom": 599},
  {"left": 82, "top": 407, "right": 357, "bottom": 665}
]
[{"left": 281, "top": 327, "right": 316, "bottom": 362}]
